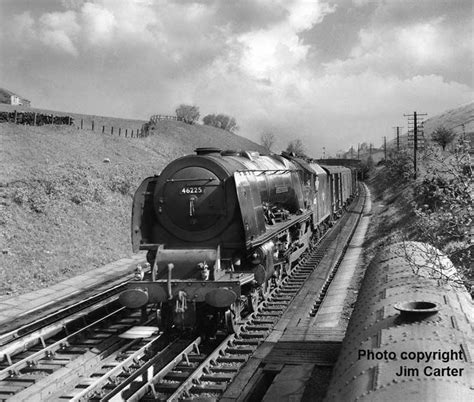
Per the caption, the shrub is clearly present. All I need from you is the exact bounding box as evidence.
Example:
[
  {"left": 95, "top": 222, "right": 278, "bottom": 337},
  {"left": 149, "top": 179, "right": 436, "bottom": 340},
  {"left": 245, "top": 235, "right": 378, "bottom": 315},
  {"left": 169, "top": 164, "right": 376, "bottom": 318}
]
[
  {"left": 176, "top": 104, "right": 200, "bottom": 125},
  {"left": 382, "top": 150, "right": 414, "bottom": 184},
  {"left": 412, "top": 144, "right": 472, "bottom": 282},
  {"left": 202, "top": 113, "right": 239, "bottom": 132}
]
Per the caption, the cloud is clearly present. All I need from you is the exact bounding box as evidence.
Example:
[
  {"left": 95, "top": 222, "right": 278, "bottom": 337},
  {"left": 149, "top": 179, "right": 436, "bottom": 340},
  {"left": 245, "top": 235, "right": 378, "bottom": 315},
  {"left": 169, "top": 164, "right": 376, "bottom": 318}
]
[
  {"left": 0, "top": 0, "right": 472, "bottom": 157},
  {"left": 80, "top": 2, "right": 116, "bottom": 45},
  {"left": 11, "top": 12, "right": 36, "bottom": 43},
  {"left": 321, "top": 1, "right": 472, "bottom": 85},
  {"left": 237, "top": 1, "right": 335, "bottom": 80},
  {"left": 39, "top": 11, "right": 80, "bottom": 55}
]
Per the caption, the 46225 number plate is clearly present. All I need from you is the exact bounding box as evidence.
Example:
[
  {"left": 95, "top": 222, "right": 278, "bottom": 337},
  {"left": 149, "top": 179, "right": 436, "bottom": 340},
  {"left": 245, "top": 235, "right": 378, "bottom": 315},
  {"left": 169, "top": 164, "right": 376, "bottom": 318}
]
[{"left": 180, "top": 186, "right": 204, "bottom": 195}]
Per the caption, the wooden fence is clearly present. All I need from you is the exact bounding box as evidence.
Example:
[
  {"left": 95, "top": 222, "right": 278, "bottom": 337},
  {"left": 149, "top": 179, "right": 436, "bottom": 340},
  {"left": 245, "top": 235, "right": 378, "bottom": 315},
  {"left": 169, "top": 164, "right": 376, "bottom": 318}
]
[
  {"left": 1, "top": 110, "right": 181, "bottom": 139},
  {"left": 150, "top": 114, "right": 179, "bottom": 123},
  {"left": 80, "top": 119, "right": 144, "bottom": 138}
]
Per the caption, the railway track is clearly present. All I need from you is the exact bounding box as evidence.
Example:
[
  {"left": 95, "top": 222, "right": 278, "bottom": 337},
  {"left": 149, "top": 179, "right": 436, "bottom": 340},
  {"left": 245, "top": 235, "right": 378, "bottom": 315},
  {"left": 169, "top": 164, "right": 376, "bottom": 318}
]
[
  {"left": 0, "top": 186, "right": 367, "bottom": 401},
  {"left": 98, "top": 186, "right": 368, "bottom": 401},
  {"left": 0, "top": 269, "right": 148, "bottom": 347}
]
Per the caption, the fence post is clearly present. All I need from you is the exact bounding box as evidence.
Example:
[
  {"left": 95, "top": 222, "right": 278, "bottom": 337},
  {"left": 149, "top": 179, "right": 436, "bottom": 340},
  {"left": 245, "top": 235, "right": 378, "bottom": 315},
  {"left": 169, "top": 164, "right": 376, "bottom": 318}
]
[
  {"left": 131, "top": 130, "right": 134, "bottom": 138},
  {"left": 14, "top": 110, "right": 17, "bottom": 124},
  {"left": 111, "top": 126, "right": 114, "bottom": 135},
  {"left": 81, "top": 119, "right": 83, "bottom": 129},
  {"left": 119, "top": 128, "right": 121, "bottom": 136},
  {"left": 125, "top": 129, "right": 128, "bottom": 137},
  {"left": 92, "top": 121, "right": 94, "bottom": 131},
  {"left": 102, "top": 125, "right": 105, "bottom": 133},
  {"left": 33, "top": 113, "right": 37, "bottom": 126}
]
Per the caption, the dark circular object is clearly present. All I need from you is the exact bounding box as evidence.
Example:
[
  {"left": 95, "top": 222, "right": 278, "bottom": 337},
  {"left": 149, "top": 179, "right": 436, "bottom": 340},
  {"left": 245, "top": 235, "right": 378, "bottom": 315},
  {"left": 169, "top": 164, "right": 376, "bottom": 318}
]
[
  {"left": 254, "top": 264, "right": 266, "bottom": 285},
  {"left": 154, "top": 156, "right": 237, "bottom": 242},
  {"left": 119, "top": 288, "right": 149, "bottom": 309},
  {"left": 394, "top": 301, "right": 439, "bottom": 314}
]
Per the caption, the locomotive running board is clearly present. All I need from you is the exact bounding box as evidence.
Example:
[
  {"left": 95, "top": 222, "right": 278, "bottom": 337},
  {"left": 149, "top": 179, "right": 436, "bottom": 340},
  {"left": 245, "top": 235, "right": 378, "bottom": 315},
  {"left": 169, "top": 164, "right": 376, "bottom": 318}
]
[{"left": 247, "top": 211, "right": 313, "bottom": 249}]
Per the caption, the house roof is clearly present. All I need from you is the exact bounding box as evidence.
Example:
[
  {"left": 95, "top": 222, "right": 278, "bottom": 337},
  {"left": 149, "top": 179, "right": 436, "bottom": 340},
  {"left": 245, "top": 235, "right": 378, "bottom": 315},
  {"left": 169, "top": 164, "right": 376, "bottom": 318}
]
[{"left": 0, "top": 88, "right": 30, "bottom": 103}]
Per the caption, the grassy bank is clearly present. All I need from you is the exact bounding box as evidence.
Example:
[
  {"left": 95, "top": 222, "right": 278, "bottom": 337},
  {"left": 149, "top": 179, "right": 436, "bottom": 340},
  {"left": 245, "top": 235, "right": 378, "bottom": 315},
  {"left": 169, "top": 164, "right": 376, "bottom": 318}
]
[{"left": 0, "top": 121, "right": 266, "bottom": 295}]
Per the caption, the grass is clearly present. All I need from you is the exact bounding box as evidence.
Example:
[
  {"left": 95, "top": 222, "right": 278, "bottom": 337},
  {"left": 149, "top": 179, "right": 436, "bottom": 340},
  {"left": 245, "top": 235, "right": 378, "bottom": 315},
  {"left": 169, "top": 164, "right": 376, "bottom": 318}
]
[{"left": 0, "top": 118, "right": 266, "bottom": 296}]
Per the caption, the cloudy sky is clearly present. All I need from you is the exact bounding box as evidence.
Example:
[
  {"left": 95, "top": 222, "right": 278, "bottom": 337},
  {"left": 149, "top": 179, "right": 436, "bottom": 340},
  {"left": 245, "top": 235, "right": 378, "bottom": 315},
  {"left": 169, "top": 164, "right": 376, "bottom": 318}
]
[{"left": 1, "top": 0, "right": 472, "bottom": 155}]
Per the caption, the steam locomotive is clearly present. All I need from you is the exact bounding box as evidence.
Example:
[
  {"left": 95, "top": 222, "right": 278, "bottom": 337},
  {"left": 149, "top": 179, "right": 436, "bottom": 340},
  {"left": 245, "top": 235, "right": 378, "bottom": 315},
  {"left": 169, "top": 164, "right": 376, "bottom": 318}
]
[{"left": 119, "top": 148, "right": 357, "bottom": 334}]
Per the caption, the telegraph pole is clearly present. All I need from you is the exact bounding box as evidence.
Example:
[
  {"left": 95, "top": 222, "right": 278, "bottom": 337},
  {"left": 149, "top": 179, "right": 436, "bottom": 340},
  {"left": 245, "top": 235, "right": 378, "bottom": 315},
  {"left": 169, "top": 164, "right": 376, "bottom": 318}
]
[
  {"left": 384, "top": 136, "right": 387, "bottom": 160},
  {"left": 393, "top": 126, "right": 403, "bottom": 151},
  {"left": 404, "top": 111, "right": 427, "bottom": 179},
  {"left": 357, "top": 143, "right": 360, "bottom": 159}
]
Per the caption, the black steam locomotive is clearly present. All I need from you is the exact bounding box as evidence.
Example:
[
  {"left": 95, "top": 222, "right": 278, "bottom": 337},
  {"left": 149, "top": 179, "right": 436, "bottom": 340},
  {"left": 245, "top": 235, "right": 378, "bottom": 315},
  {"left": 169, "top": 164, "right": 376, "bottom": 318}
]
[{"left": 119, "top": 148, "right": 357, "bottom": 334}]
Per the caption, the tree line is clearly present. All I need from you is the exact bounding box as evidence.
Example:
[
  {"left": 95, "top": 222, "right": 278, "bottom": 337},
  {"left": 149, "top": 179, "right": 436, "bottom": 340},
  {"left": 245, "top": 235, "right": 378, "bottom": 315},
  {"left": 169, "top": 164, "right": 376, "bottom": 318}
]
[
  {"left": 147, "top": 103, "right": 308, "bottom": 156},
  {"left": 174, "top": 104, "right": 238, "bottom": 133}
]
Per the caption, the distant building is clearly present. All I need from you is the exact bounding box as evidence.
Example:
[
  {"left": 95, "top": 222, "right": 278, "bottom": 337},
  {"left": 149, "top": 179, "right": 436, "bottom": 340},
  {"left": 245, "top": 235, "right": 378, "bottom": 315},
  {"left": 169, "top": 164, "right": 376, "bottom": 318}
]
[{"left": 0, "top": 88, "right": 31, "bottom": 107}]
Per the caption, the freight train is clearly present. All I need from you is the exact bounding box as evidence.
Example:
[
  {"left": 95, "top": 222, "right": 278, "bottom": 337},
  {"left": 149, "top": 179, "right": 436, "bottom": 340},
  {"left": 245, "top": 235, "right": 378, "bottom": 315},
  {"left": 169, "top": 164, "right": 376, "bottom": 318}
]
[
  {"left": 325, "top": 242, "right": 473, "bottom": 401},
  {"left": 119, "top": 148, "right": 358, "bottom": 335}
]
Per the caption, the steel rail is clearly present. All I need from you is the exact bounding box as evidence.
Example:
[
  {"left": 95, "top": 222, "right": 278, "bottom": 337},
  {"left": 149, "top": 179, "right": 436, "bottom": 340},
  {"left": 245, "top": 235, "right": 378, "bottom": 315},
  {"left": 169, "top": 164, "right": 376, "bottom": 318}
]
[
  {"left": 0, "top": 306, "right": 128, "bottom": 381},
  {"left": 125, "top": 338, "right": 202, "bottom": 402},
  {"left": 0, "top": 295, "right": 120, "bottom": 362},
  {"left": 67, "top": 334, "right": 163, "bottom": 401},
  {"left": 0, "top": 271, "right": 146, "bottom": 347}
]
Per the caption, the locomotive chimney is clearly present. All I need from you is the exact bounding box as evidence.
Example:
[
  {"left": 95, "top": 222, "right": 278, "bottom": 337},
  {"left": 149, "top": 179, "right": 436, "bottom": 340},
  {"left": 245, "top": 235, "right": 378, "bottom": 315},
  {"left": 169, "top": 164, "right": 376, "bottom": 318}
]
[{"left": 195, "top": 147, "right": 222, "bottom": 155}]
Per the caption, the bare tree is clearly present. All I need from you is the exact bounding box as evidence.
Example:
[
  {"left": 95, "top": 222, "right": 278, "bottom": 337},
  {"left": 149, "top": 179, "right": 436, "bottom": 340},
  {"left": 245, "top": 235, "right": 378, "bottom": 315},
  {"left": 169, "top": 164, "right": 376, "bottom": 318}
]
[
  {"left": 431, "top": 126, "right": 456, "bottom": 151},
  {"left": 260, "top": 131, "right": 275, "bottom": 151},
  {"left": 286, "top": 139, "right": 305, "bottom": 156}
]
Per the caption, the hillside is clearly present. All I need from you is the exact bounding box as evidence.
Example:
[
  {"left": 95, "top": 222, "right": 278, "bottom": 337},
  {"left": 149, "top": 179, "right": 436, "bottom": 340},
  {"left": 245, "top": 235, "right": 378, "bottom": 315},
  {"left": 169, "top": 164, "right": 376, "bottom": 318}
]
[
  {"left": 0, "top": 118, "right": 267, "bottom": 296},
  {"left": 363, "top": 103, "right": 473, "bottom": 292},
  {"left": 388, "top": 102, "right": 474, "bottom": 150},
  {"left": 423, "top": 102, "right": 474, "bottom": 137}
]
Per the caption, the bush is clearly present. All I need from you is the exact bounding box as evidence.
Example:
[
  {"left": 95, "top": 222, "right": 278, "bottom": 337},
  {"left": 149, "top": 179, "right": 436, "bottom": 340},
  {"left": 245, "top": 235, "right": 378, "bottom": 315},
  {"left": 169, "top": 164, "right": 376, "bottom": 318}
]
[
  {"left": 412, "top": 144, "right": 472, "bottom": 282},
  {"left": 176, "top": 104, "right": 200, "bottom": 125},
  {"left": 108, "top": 174, "right": 133, "bottom": 196},
  {"left": 379, "top": 150, "right": 414, "bottom": 185},
  {"left": 12, "top": 182, "right": 49, "bottom": 213},
  {"left": 202, "top": 113, "right": 239, "bottom": 132}
]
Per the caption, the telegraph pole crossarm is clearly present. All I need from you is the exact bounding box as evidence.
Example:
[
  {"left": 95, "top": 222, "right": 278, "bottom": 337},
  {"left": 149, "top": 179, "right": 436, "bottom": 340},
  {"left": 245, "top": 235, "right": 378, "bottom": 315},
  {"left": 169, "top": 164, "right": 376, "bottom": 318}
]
[
  {"left": 392, "top": 126, "right": 403, "bottom": 151},
  {"left": 404, "top": 111, "right": 427, "bottom": 179}
]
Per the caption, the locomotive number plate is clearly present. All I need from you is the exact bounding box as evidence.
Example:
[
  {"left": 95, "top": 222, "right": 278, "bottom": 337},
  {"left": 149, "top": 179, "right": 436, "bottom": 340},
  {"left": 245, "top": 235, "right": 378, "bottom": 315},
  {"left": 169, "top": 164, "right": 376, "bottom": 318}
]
[{"left": 180, "top": 186, "right": 204, "bottom": 195}]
